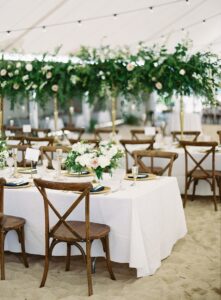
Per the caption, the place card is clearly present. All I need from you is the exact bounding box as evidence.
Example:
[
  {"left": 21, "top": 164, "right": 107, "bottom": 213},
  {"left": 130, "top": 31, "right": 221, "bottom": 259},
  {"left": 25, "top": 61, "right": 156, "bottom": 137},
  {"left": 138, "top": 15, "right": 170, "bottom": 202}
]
[
  {"left": 25, "top": 148, "right": 40, "bottom": 162},
  {"left": 23, "top": 124, "right": 32, "bottom": 133},
  {"left": 144, "top": 126, "right": 156, "bottom": 136}
]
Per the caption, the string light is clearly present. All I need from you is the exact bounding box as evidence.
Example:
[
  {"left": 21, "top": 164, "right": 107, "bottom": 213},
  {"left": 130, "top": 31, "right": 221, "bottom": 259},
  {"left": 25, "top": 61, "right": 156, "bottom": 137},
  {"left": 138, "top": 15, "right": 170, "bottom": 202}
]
[{"left": 0, "top": 0, "right": 189, "bottom": 35}]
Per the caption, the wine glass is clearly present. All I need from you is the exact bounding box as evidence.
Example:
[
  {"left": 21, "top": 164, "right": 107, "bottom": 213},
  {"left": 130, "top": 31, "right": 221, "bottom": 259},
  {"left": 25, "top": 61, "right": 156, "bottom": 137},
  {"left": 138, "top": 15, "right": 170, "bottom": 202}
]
[
  {"left": 132, "top": 165, "right": 138, "bottom": 186},
  {"left": 114, "top": 168, "right": 125, "bottom": 190},
  {"left": 52, "top": 159, "right": 60, "bottom": 179},
  {"left": 6, "top": 156, "right": 14, "bottom": 177}
]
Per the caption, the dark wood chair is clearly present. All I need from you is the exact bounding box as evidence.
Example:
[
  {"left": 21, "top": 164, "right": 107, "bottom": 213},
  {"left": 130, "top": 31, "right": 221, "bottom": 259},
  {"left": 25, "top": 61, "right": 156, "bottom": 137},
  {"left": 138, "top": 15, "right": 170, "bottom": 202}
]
[
  {"left": 34, "top": 179, "right": 116, "bottom": 296},
  {"left": 7, "top": 144, "right": 31, "bottom": 167},
  {"left": 180, "top": 141, "right": 220, "bottom": 211},
  {"left": 130, "top": 129, "right": 157, "bottom": 140},
  {"left": 217, "top": 131, "right": 221, "bottom": 144},
  {"left": 6, "top": 135, "right": 24, "bottom": 145},
  {"left": 0, "top": 178, "right": 29, "bottom": 280},
  {"left": 39, "top": 146, "right": 71, "bottom": 169},
  {"left": 171, "top": 131, "right": 201, "bottom": 142},
  {"left": 3, "top": 126, "right": 23, "bottom": 136},
  {"left": 94, "top": 128, "right": 119, "bottom": 140},
  {"left": 31, "top": 128, "right": 51, "bottom": 137},
  {"left": 69, "top": 139, "right": 100, "bottom": 148},
  {"left": 120, "top": 139, "right": 154, "bottom": 173},
  {"left": 24, "top": 136, "right": 54, "bottom": 146},
  {"left": 133, "top": 150, "right": 178, "bottom": 176},
  {"left": 62, "top": 127, "right": 85, "bottom": 140}
]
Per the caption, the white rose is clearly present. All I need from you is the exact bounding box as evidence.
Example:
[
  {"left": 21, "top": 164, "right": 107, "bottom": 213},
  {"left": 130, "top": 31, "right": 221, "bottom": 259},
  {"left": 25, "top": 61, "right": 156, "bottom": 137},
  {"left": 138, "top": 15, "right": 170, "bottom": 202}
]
[
  {"left": 13, "top": 83, "right": 20, "bottom": 90},
  {"left": 89, "top": 157, "right": 99, "bottom": 169},
  {"left": 22, "top": 75, "right": 29, "bottom": 81},
  {"left": 8, "top": 72, "right": 13, "bottom": 77},
  {"left": 46, "top": 72, "right": 52, "bottom": 79},
  {"left": 98, "top": 155, "right": 110, "bottom": 168},
  {"left": 16, "top": 62, "right": 21, "bottom": 68},
  {"left": 179, "top": 69, "right": 186, "bottom": 76},
  {"left": 155, "top": 82, "right": 163, "bottom": 90},
  {"left": 51, "top": 84, "right": 58, "bottom": 92},
  {"left": 14, "top": 69, "right": 19, "bottom": 75},
  {"left": 0, "top": 69, "right": 7, "bottom": 76},
  {"left": 126, "top": 63, "right": 135, "bottom": 71},
  {"left": 1, "top": 81, "right": 7, "bottom": 88},
  {"left": 25, "top": 63, "right": 33, "bottom": 72}
]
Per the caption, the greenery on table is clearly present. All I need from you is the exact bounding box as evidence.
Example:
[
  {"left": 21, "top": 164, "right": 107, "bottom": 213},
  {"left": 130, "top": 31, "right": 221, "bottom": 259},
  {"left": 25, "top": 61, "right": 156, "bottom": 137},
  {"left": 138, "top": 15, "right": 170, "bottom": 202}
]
[
  {"left": 0, "top": 140, "right": 8, "bottom": 169},
  {"left": 0, "top": 42, "right": 220, "bottom": 108}
]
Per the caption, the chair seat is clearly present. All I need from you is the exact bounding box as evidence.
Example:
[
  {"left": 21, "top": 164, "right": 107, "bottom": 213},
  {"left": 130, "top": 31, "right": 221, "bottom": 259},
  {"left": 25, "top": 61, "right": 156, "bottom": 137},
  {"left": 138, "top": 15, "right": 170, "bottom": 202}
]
[
  {"left": 188, "top": 170, "right": 221, "bottom": 179},
  {"left": 2, "top": 215, "right": 26, "bottom": 230},
  {"left": 51, "top": 221, "right": 110, "bottom": 242}
]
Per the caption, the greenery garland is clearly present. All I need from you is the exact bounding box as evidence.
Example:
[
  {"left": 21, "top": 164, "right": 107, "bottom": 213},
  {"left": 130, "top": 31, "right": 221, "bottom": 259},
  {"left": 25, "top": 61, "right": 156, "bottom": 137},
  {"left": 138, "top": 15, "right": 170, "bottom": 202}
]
[{"left": 0, "top": 43, "right": 220, "bottom": 109}]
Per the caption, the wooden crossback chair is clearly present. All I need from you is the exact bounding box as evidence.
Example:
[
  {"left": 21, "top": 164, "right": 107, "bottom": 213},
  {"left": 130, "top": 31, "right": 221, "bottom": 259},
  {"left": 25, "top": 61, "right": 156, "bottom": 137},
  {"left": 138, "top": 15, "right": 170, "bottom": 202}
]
[
  {"left": 40, "top": 146, "right": 71, "bottom": 169},
  {"left": 62, "top": 127, "right": 85, "bottom": 140},
  {"left": 3, "top": 126, "right": 23, "bottom": 136},
  {"left": 69, "top": 138, "right": 100, "bottom": 148},
  {"left": 0, "top": 178, "right": 29, "bottom": 280},
  {"left": 6, "top": 136, "right": 24, "bottom": 146},
  {"left": 8, "top": 144, "right": 31, "bottom": 167},
  {"left": 24, "top": 136, "right": 54, "bottom": 146},
  {"left": 130, "top": 129, "right": 157, "bottom": 140},
  {"left": 171, "top": 131, "right": 201, "bottom": 142},
  {"left": 34, "top": 179, "right": 116, "bottom": 296},
  {"left": 31, "top": 128, "right": 51, "bottom": 137},
  {"left": 94, "top": 128, "right": 119, "bottom": 140},
  {"left": 180, "top": 141, "right": 220, "bottom": 211},
  {"left": 120, "top": 139, "right": 154, "bottom": 173},
  {"left": 133, "top": 150, "right": 178, "bottom": 176},
  {"left": 217, "top": 131, "right": 221, "bottom": 144}
]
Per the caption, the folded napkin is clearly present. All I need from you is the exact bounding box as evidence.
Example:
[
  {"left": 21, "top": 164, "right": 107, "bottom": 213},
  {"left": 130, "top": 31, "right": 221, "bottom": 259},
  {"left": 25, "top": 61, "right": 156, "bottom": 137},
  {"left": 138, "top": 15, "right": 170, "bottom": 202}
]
[
  {"left": 128, "top": 173, "right": 149, "bottom": 179},
  {"left": 90, "top": 185, "right": 104, "bottom": 192},
  {"left": 5, "top": 179, "right": 29, "bottom": 187}
]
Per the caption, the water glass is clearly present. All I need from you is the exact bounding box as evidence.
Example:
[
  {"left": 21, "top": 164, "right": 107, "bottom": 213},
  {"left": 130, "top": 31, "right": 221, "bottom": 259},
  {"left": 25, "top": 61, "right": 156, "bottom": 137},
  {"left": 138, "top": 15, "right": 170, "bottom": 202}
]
[
  {"left": 132, "top": 165, "right": 138, "bottom": 186},
  {"left": 6, "top": 157, "right": 14, "bottom": 177}
]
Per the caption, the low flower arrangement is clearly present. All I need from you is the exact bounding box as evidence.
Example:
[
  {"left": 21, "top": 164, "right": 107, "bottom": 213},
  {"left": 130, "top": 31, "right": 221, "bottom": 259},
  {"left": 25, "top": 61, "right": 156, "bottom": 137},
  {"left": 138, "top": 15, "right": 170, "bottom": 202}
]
[
  {"left": 0, "top": 140, "right": 9, "bottom": 169},
  {"left": 65, "top": 140, "right": 124, "bottom": 179}
]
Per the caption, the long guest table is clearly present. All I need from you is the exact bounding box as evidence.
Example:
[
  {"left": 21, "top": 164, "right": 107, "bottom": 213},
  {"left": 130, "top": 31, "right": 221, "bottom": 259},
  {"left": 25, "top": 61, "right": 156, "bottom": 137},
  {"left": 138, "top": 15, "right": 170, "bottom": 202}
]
[{"left": 3, "top": 171, "right": 187, "bottom": 277}]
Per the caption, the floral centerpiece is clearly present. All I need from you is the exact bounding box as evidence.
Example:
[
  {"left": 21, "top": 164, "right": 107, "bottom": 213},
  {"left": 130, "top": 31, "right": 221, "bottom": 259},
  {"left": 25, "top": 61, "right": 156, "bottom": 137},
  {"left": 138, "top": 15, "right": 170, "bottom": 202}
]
[
  {"left": 65, "top": 140, "right": 124, "bottom": 180},
  {"left": 0, "top": 140, "right": 9, "bottom": 169}
]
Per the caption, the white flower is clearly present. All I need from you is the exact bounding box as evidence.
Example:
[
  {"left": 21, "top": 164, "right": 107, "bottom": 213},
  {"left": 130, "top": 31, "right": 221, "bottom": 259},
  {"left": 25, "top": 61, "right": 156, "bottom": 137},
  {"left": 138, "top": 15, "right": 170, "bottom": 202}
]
[
  {"left": 32, "top": 84, "right": 37, "bottom": 89},
  {"left": 89, "top": 157, "right": 99, "bottom": 169},
  {"left": 8, "top": 72, "right": 13, "bottom": 77},
  {"left": 41, "top": 65, "right": 53, "bottom": 74},
  {"left": 14, "top": 69, "right": 19, "bottom": 75},
  {"left": 179, "top": 69, "right": 186, "bottom": 76},
  {"left": 126, "top": 63, "right": 135, "bottom": 71},
  {"left": 51, "top": 84, "right": 58, "bottom": 92},
  {"left": 0, "top": 69, "right": 7, "bottom": 76},
  {"left": 72, "top": 142, "right": 93, "bottom": 155},
  {"left": 1, "top": 81, "right": 7, "bottom": 88},
  {"left": 25, "top": 63, "right": 33, "bottom": 72},
  {"left": 76, "top": 153, "right": 94, "bottom": 167},
  {"left": 151, "top": 77, "right": 156, "bottom": 81},
  {"left": 16, "top": 62, "right": 21, "bottom": 68},
  {"left": 22, "top": 75, "right": 29, "bottom": 81},
  {"left": 46, "top": 71, "right": 52, "bottom": 79},
  {"left": 67, "top": 65, "right": 74, "bottom": 72},
  {"left": 155, "top": 82, "right": 163, "bottom": 90},
  {"left": 98, "top": 155, "right": 110, "bottom": 168},
  {"left": 153, "top": 62, "right": 158, "bottom": 67},
  {"left": 70, "top": 75, "right": 79, "bottom": 85},
  {"left": 13, "top": 83, "right": 20, "bottom": 90}
]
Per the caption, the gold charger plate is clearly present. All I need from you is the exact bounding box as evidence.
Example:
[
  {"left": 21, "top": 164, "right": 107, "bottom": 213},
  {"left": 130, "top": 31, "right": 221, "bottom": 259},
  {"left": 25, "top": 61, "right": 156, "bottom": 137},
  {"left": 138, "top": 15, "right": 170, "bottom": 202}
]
[
  {"left": 74, "top": 186, "right": 111, "bottom": 195},
  {"left": 125, "top": 173, "right": 157, "bottom": 181},
  {"left": 17, "top": 168, "right": 37, "bottom": 174},
  {"left": 5, "top": 182, "right": 33, "bottom": 189},
  {"left": 63, "top": 171, "right": 93, "bottom": 177}
]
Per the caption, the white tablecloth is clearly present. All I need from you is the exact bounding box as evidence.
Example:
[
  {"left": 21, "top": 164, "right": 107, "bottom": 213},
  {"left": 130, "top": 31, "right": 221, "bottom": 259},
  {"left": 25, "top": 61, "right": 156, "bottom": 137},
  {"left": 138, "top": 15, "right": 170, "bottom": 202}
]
[{"left": 3, "top": 172, "right": 187, "bottom": 277}]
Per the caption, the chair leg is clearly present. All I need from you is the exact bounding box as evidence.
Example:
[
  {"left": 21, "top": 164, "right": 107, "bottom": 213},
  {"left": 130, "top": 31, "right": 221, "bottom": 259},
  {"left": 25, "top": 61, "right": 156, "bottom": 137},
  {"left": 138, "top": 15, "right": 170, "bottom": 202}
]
[
  {"left": 17, "top": 227, "right": 29, "bottom": 268},
  {"left": 0, "top": 229, "right": 5, "bottom": 280},
  {"left": 183, "top": 179, "right": 189, "bottom": 208},
  {"left": 191, "top": 179, "right": 198, "bottom": 201},
  {"left": 212, "top": 179, "right": 218, "bottom": 211},
  {"left": 65, "top": 243, "right": 71, "bottom": 271},
  {"left": 85, "top": 239, "right": 93, "bottom": 296},
  {"left": 101, "top": 235, "right": 116, "bottom": 280},
  {"left": 40, "top": 242, "right": 50, "bottom": 288}
]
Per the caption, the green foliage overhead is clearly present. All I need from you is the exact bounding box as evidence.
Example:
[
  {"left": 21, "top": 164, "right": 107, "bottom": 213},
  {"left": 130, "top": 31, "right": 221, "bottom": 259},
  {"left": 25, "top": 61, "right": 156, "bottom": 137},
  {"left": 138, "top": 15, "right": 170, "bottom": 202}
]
[{"left": 0, "top": 43, "right": 220, "bottom": 107}]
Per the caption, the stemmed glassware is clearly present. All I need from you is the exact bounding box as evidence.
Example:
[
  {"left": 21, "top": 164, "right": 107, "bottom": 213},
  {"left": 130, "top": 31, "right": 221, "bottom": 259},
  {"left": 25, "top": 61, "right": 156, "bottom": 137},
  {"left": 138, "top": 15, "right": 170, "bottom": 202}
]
[
  {"left": 6, "top": 156, "right": 14, "bottom": 177},
  {"left": 132, "top": 165, "right": 138, "bottom": 186}
]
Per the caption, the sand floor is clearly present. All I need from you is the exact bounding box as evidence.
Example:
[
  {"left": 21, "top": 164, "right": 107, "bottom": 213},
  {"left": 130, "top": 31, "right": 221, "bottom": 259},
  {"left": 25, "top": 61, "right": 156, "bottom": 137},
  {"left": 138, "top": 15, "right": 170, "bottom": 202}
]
[{"left": 0, "top": 199, "right": 220, "bottom": 300}]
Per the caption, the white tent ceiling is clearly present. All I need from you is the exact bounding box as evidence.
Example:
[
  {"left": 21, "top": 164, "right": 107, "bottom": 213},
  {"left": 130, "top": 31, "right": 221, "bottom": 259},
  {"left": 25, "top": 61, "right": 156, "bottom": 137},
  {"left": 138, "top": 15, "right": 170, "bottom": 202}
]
[{"left": 0, "top": 0, "right": 221, "bottom": 56}]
